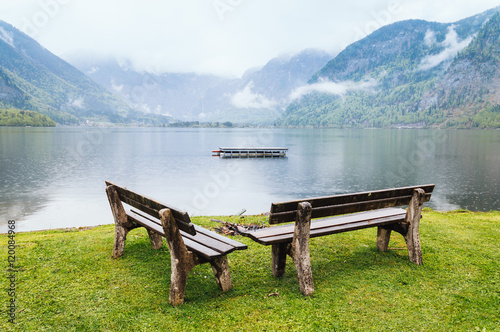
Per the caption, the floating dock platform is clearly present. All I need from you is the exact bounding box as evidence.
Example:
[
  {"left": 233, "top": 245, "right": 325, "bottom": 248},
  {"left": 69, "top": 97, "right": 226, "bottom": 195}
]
[{"left": 212, "top": 147, "right": 288, "bottom": 158}]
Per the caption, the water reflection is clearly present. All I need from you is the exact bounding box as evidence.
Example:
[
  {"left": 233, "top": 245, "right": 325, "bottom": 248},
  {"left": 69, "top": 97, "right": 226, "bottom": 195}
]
[{"left": 0, "top": 127, "right": 498, "bottom": 232}]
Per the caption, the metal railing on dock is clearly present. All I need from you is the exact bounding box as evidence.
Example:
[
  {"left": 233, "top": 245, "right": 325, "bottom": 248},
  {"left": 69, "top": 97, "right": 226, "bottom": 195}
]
[{"left": 212, "top": 147, "right": 288, "bottom": 158}]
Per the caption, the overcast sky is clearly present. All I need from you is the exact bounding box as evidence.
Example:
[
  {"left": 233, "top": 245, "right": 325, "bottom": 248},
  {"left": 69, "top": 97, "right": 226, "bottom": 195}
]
[{"left": 0, "top": 0, "right": 498, "bottom": 77}]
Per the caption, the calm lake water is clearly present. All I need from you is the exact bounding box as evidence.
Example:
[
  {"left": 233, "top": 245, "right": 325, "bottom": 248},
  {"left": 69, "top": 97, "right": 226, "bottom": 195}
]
[{"left": 1, "top": 127, "right": 499, "bottom": 232}]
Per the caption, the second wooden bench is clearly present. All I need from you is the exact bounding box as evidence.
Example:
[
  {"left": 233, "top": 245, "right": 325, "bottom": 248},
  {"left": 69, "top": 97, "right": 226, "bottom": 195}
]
[{"left": 245, "top": 185, "right": 435, "bottom": 296}]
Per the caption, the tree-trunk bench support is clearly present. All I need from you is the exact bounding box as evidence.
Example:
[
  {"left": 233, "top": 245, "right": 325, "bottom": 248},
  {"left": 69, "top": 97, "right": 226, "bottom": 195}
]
[
  {"left": 105, "top": 181, "right": 247, "bottom": 306},
  {"left": 245, "top": 185, "right": 435, "bottom": 296}
]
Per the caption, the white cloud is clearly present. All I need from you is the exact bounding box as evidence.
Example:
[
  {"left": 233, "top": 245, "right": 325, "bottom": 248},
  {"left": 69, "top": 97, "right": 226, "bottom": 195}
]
[
  {"left": 0, "top": 0, "right": 497, "bottom": 76},
  {"left": 289, "top": 77, "right": 378, "bottom": 100},
  {"left": 136, "top": 103, "right": 151, "bottom": 113},
  {"left": 87, "top": 66, "right": 99, "bottom": 75},
  {"left": 231, "top": 81, "right": 277, "bottom": 109},
  {"left": 70, "top": 97, "right": 84, "bottom": 109},
  {"left": 423, "top": 29, "right": 436, "bottom": 47},
  {"left": 0, "top": 27, "right": 14, "bottom": 47},
  {"left": 419, "top": 25, "right": 473, "bottom": 70},
  {"left": 111, "top": 79, "right": 123, "bottom": 92}
]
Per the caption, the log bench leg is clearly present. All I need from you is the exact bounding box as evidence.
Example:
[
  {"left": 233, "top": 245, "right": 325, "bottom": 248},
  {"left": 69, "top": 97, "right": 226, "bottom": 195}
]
[
  {"left": 210, "top": 256, "right": 232, "bottom": 292},
  {"left": 146, "top": 229, "right": 163, "bottom": 250},
  {"left": 168, "top": 254, "right": 197, "bottom": 306},
  {"left": 376, "top": 189, "right": 425, "bottom": 265},
  {"left": 113, "top": 223, "right": 131, "bottom": 259},
  {"left": 289, "top": 202, "right": 314, "bottom": 296},
  {"left": 404, "top": 188, "right": 425, "bottom": 265},
  {"left": 160, "top": 208, "right": 198, "bottom": 306},
  {"left": 272, "top": 243, "right": 289, "bottom": 277},
  {"left": 160, "top": 208, "right": 234, "bottom": 306},
  {"left": 106, "top": 186, "right": 139, "bottom": 258},
  {"left": 376, "top": 227, "right": 392, "bottom": 252}
]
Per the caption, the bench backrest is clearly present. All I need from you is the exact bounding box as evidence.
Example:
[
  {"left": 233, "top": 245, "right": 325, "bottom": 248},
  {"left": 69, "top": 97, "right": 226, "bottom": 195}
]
[
  {"left": 269, "top": 184, "right": 435, "bottom": 224},
  {"left": 105, "top": 181, "right": 196, "bottom": 235}
]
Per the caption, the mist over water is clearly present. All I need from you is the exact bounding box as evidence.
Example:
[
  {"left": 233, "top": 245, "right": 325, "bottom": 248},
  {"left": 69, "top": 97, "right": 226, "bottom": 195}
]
[{"left": 1, "top": 127, "right": 498, "bottom": 232}]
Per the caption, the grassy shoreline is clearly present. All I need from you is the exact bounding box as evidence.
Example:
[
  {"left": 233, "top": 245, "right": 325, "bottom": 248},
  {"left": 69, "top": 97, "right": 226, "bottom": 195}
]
[{"left": 1, "top": 209, "right": 499, "bottom": 331}]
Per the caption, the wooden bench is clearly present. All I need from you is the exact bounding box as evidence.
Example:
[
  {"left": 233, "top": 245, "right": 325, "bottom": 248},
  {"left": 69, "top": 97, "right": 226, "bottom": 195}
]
[
  {"left": 245, "top": 185, "right": 435, "bottom": 296},
  {"left": 105, "top": 181, "right": 247, "bottom": 306}
]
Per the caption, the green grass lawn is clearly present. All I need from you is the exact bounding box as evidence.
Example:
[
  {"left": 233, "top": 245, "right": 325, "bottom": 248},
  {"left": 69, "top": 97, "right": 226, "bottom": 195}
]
[{"left": 1, "top": 209, "right": 499, "bottom": 331}]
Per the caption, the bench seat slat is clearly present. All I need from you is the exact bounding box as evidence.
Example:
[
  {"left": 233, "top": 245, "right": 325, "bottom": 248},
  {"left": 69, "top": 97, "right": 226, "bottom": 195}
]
[
  {"left": 131, "top": 209, "right": 248, "bottom": 252},
  {"left": 180, "top": 229, "right": 237, "bottom": 255},
  {"left": 252, "top": 213, "right": 406, "bottom": 245},
  {"left": 128, "top": 211, "right": 164, "bottom": 235},
  {"left": 127, "top": 210, "right": 224, "bottom": 259},
  {"left": 180, "top": 237, "right": 223, "bottom": 259},
  {"left": 129, "top": 209, "right": 246, "bottom": 253},
  {"left": 122, "top": 196, "right": 196, "bottom": 236},
  {"left": 256, "top": 208, "right": 406, "bottom": 238},
  {"left": 270, "top": 195, "right": 430, "bottom": 223},
  {"left": 193, "top": 225, "right": 248, "bottom": 250},
  {"left": 247, "top": 208, "right": 407, "bottom": 245}
]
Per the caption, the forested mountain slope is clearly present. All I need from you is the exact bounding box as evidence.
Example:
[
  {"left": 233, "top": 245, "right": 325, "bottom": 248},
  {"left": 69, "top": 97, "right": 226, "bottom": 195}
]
[
  {"left": 0, "top": 20, "right": 169, "bottom": 125},
  {"left": 279, "top": 8, "right": 499, "bottom": 128}
]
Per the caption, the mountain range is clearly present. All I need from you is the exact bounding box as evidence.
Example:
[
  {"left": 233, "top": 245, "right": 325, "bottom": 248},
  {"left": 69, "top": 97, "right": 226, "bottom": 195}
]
[
  {"left": 71, "top": 49, "right": 332, "bottom": 124},
  {"left": 0, "top": 7, "right": 498, "bottom": 128}
]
